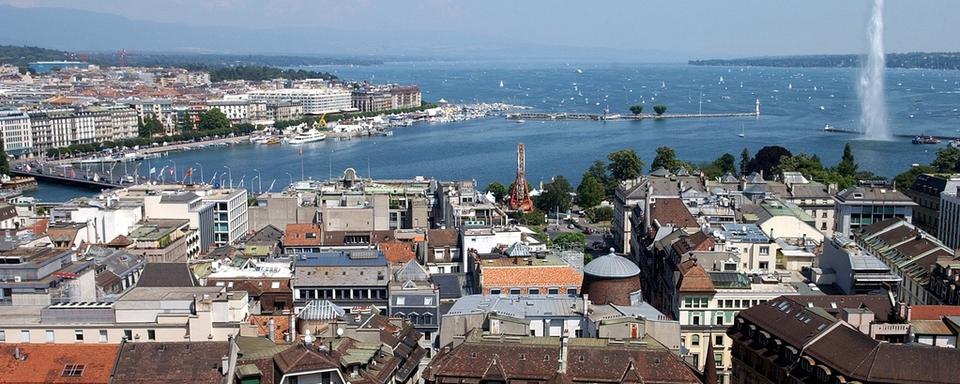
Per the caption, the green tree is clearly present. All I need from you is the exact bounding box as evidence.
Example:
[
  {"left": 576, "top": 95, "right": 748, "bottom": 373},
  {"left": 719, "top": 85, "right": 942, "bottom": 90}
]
[
  {"left": 553, "top": 232, "right": 586, "bottom": 250},
  {"left": 486, "top": 182, "right": 507, "bottom": 203},
  {"left": 629, "top": 104, "right": 644, "bottom": 115},
  {"left": 607, "top": 149, "right": 644, "bottom": 181},
  {"left": 740, "top": 148, "right": 751, "bottom": 176},
  {"left": 653, "top": 105, "right": 667, "bottom": 115},
  {"left": 535, "top": 176, "right": 573, "bottom": 214},
  {"left": 747, "top": 146, "right": 792, "bottom": 178},
  {"left": 198, "top": 108, "right": 231, "bottom": 131},
  {"left": 576, "top": 174, "right": 604, "bottom": 208},
  {"left": 0, "top": 140, "right": 9, "bottom": 175},
  {"left": 894, "top": 165, "right": 937, "bottom": 189},
  {"left": 651, "top": 146, "right": 679, "bottom": 172},
  {"left": 835, "top": 143, "right": 858, "bottom": 177},
  {"left": 714, "top": 153, "right": 737, "bottom": 175},
  {"left": 586, "top": 206, "right": 614, "bottom": 222},
  {"left": 138, "top": 117, "right": 162, "bottom": 138},
  {"left": 932, "top": 147, "right": 960, "bottom": 173}
]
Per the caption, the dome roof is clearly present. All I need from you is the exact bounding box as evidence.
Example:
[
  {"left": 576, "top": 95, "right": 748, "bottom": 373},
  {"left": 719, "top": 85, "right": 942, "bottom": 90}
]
[{"left": 583, "top": 249, "right": 640, "bottom": 278}]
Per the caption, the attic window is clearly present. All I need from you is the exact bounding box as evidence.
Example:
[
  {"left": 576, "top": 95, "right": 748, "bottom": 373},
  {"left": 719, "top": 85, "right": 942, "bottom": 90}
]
[
  {"left": 578, "top": 355, "right": 584, "bottom": 362},
  {"left": 471, "top": 352, "right": 477, "bottom": 358},
  {"left": 519, "top": 353, "right": 526, "bottom": 360},
  {"left": 62, "top": 364, "right": 85, "bottom": 377}
]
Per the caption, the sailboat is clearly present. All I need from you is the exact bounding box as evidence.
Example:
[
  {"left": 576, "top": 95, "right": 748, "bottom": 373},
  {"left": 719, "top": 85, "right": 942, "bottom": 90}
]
[
  {"left": 738, "top": 124, "right": 745, "bottom": 138},
  {"left": 499, "top": 80, "right": 504, "bottom": 88}
]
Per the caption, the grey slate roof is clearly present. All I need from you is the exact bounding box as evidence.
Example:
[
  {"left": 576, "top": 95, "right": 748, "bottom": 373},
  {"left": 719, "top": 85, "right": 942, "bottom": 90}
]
[
  {"left": 582, "top": 250, "right": 640, "bottom": 278},
  {"left": 137, "top": 262, "right": 197, "bottom": 287}
]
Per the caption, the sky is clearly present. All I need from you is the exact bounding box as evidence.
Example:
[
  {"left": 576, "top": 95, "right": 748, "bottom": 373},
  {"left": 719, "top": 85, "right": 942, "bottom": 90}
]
[{"left": 2, "top": 0, "right": 959, "bottom": 58}]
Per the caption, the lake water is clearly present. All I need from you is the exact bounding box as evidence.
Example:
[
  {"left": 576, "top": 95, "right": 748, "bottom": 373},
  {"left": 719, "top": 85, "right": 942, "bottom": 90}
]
[{"left": 30, "top": 60, "right": 960, "bottom": 201}]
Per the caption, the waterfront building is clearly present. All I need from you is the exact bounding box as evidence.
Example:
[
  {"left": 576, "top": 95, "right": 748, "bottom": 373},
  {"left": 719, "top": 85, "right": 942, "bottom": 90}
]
[
  {"left": 425, "top": 331, "right": 704, "bottom": 384},
  {"left": 833, "top": 185, "right": 916, "bottom": 237},
  {"left": 265, "top": 100, "right": 304, "bottom": 122},
  {"left": 817, "top": 234, "right": 902, "bottom": 295},
  {"left": 291, "top": 249, "right": 391, "bottom": 313},
  {"left": 27, "top": 61, "right": 89, "bottom": 74},
  {"left": 939, "top": 185, "right": 960, "bottom": 249},
  {"left": 904, "top": 173, "right": 960, "bottom": 236},
  {"left": 206, "top": 99, "right": 268, "bottom": 124},
  {"left": 765, "top": 172, "right": 837, "bottom": 236},
  {"left": 856, "top": 218, "right": 958, "bottom": 305},
  {"left": 728, "top": 295, "right": 960, "bottom": 384},
  {"left": 352, "top": 88, "right": 393, "bottom": 112},
  {"left": 247, "top": 88, "right": 353, "bottom": 115},
  {"left": 0, "top": 109, "right": 33, "bottom": 157}
]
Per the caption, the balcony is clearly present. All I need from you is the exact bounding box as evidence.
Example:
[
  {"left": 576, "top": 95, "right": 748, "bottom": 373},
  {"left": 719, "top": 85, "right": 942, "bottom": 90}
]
[{"left": 870, "top": 323, "right": 910, "bottom": 337}]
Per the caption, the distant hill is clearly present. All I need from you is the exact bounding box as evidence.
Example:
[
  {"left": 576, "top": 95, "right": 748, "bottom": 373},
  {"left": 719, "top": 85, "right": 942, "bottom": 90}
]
[
  {"left": 690, "top": 52, "right": 960, "bottom": 70},
  {"left": 0, "top": 45, "right": 72, "bottom": 71}
]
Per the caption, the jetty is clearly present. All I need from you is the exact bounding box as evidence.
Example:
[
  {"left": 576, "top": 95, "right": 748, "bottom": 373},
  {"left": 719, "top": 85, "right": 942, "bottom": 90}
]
[
  {"left": 506, "top": 111, "right": 758, "bottom": 122},
  {"left": 822, "top": 125, "right": 960, "bottom": 141}
]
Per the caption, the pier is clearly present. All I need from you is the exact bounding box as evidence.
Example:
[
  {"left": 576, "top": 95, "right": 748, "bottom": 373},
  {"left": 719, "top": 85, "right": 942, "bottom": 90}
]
[
  {"left": 11, "top": 169, "right": 127, "bottom": 190},
  {"left": 822, "top": 126, "right": 960, "bottom": 141},
  {"left": 505, "top": 111, "right": 759, "bottom": 121}
]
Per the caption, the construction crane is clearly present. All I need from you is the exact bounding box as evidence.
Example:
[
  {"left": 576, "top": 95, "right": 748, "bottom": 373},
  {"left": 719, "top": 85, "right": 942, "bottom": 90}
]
[{"left": 313, "top": 113, "right": 328, "bottom": 129}]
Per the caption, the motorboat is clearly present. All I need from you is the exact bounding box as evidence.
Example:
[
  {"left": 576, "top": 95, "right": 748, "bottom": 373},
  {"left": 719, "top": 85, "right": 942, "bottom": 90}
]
[
  {"left": 286, "top": 129, "right": 327, "bottom": 145},
  {"left": 949, "top": 139, "right": 960, "bottom": 149},
  {"left": 912, "top": 135, "right": 941, "bottom": 145}
]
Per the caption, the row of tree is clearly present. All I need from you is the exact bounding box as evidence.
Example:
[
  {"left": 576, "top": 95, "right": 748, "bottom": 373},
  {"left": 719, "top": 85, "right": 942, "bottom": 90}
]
[
  {"left": 628, "top": 104, "right": 668, "bottom": 116},
  {"left": 46, "top": 121, "right": 256, "bottom": 158},
  {"left": 481, "top": 143, "right": 960, "bottom": 229}
]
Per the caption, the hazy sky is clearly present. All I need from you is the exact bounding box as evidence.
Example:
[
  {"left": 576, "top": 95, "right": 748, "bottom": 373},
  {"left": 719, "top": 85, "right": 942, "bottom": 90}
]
[{"left": 3, "top": 0, "right": 959, "bottom": 57}]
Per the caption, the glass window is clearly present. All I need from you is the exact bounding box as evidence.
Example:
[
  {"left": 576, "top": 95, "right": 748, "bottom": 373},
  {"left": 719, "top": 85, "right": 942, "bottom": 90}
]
[
  {"left": 509, "top": 288, "right": 522, "bottom": 295},
  {"left": 715, "top": 353, "right": 723, "bottom": 367},
  {"left": 74, "top": 330, "right": 83, "bottom": 341},
  {"left": 691, "top": 334, "right": 700, "bottom": 346},
  {"left": 716, "top": 335, "right": 724, "bottom": 346},
  {"left": 424, "top": 297, "right": 434, "bottom": 305},
  {"left": 528, "top": 288, "right": 540, "bottom": 295},
  {"left": 46, "top": 330, "right": 55, "bottom": 343},
  {"left": 123, "top": 330, "right": 132, "bottom": 340},
  {"left": 548, "top": 288, "right": 560, "bottom": 295},
  {"left": 21, "top": 330, "right": 29, "bottom": 343},
  {"left": 490, "top": 289, "right": 502, "bottom": 295},
  {"left": 147, "top": 330, "right": 156, "bottom": 341},
  {"left": 567, "top": 288, "right": 578, "bottom": 296},
  {"left": 0, "top": 330, "right": 4, "bottom": 342},
  {"left": 99, "top": 330, "right": 108, "bottom": 343},
  {"left": 396, "top": 296, "right": 406, "bottom": 305}
]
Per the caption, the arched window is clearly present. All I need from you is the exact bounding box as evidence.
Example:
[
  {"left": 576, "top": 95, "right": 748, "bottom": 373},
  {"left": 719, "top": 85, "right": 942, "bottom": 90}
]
[
  {"left": 422, "top": 313, "right": 433, "bottom": 325},
  {"left": 691, "top": 334, "right": 700, "bottom": 346},
  {"left": 409, "top": 312, "right": 419, "bottom": 325}
]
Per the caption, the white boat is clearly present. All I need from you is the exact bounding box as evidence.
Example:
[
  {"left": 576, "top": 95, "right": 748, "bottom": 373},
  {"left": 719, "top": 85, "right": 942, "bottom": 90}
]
[
  {"left": 738, "top": 124, "right": 745, "bottom": 138},
  {"left": 515, "top": 119, "right": 526, "bottom": 124},
  {"left": 950, "top": 139, "right": 960, "bottom": 149},
  {"left": 286, "top": 130, "right": 327, "bottom": 145}
]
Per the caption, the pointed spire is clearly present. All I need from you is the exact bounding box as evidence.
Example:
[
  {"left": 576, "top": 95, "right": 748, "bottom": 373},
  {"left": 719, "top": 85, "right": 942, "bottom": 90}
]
[{"left": 702, "top": 333, "right": 718, "bottom": 384}]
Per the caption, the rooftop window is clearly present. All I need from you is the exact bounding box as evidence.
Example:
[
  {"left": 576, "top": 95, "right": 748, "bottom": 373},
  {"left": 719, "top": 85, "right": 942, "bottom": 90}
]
[{"left": 62, "top": 364, "right": 85, "bottom": 377}]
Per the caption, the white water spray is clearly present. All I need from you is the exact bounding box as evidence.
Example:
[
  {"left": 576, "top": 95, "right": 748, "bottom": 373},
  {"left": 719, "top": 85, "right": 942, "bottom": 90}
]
[{"left": 858, "top": 0, "right": 890, "bottom": 140}]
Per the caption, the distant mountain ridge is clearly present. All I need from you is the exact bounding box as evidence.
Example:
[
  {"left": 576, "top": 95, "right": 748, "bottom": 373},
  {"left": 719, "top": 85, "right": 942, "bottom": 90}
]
[
  {"left": 0, "top": 4, "right": 688, "bottom": 62},
  {"left": 690, "top": 52, "right": 960, "bottom": 70}
]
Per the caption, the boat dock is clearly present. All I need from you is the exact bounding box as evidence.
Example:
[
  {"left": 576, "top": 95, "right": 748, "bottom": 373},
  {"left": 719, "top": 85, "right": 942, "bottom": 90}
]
[{"left": 823, "top": 126, "right": 960, "bottom": 141}]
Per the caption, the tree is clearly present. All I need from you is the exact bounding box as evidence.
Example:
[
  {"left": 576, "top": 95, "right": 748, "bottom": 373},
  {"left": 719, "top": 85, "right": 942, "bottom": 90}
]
[
  {"left": 653, "top": 105, "right": 667, "bottom": 115},
  {"left": 629, "top": 105, "right": 644, "bottom": 116},
  {"left": 553, "top": 232, "right": 586, "bottom": 250},
  {"left": 486, "top": 182, "right": 507, "bottom": 203},
  {"left": 586, "top": 206, "right": 614, "bottom": 222},
  {"left": 932, "top": 147, "right": 960, "bottom": 173},
  {"left": 894, "top": 165, "right": 936, "bottom": 189},
  {"left": 747, "top": 146, "right": 792, "bottom": 178},
  {"left": 740, "top": 148, "right": 752, "bottom": 176},
  {"left": 198, "top": 108, "right": 231, "bottom": 131},
  {"left": 138, "top": 117, "right": 162, "bottom": 138},
  {"left": 535, "top": 176, "right": 573, "bottom": 214},
  {"left": 577, "top": 174, "right": 604, "bottom": 208},
  {"left": 0, "top": 140, "right": 8, "bottom": 175},
  {"left": 775, "top": 153, "right": 825, "bottom": 178},
  {"left": 835, "top": 143, "right": 858, "bottom": 177},
  {"left": 607, "top": 149, "right": 644, "bottom": 181},
  {"left": 714, "top": 153, "right": 737, "bottom": 175},
  {"left": 651, "top": 146, "right": 679, "bottom": 172}
]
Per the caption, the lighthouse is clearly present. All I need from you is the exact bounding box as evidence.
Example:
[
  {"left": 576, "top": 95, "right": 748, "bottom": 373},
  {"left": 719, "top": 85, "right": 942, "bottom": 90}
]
[{"left": 755, "top": 98, "right": 761, "bottom": 118}]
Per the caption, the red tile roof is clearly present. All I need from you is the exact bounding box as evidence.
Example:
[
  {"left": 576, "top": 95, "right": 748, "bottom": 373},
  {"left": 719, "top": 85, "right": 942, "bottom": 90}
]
[
  {"left": 650, "top": 198, "right": 698, "bottom": 229},
  {"left": 678, "top": 261, "right": 716, "bottom": 293},
  {"left": 0, "top": 344, "right": 119, "bottom": 383},
  {"left": 481, "top": 264, "right": 583, "bottom": 289},
  {"left": 380, "top": 241, "right": 416, "bottom": 264},
  {"left": 282, "top": 224, "right": 322, "bottom": 247},
  {"left": 909, "top": 305, "right": 960, "bottom": 321}
]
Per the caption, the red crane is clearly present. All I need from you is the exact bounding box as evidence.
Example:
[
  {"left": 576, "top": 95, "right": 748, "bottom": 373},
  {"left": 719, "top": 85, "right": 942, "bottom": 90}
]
[{"left": 508, "top": 143, "right": 534, "bottom": 212}]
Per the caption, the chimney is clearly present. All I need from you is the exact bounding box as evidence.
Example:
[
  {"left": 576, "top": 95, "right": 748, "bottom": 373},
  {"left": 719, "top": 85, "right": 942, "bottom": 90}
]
[
  {"left": 220, "top": 355, "right": 229, "bottom": 376},
  {"left": 643, "top": 184, "right": 653, "bottom": 232},
  {"left": 288, "top": 312, "right": 297, "bottom": 341},
  {"left": 558, "top": 336, "right": 569, "bottom": 373},
  {"left": 582, "top": 294, "right": 590, "bottom": 315},
  {"left": 267, "top": 318, "right": 276, "bottom": 341}
]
